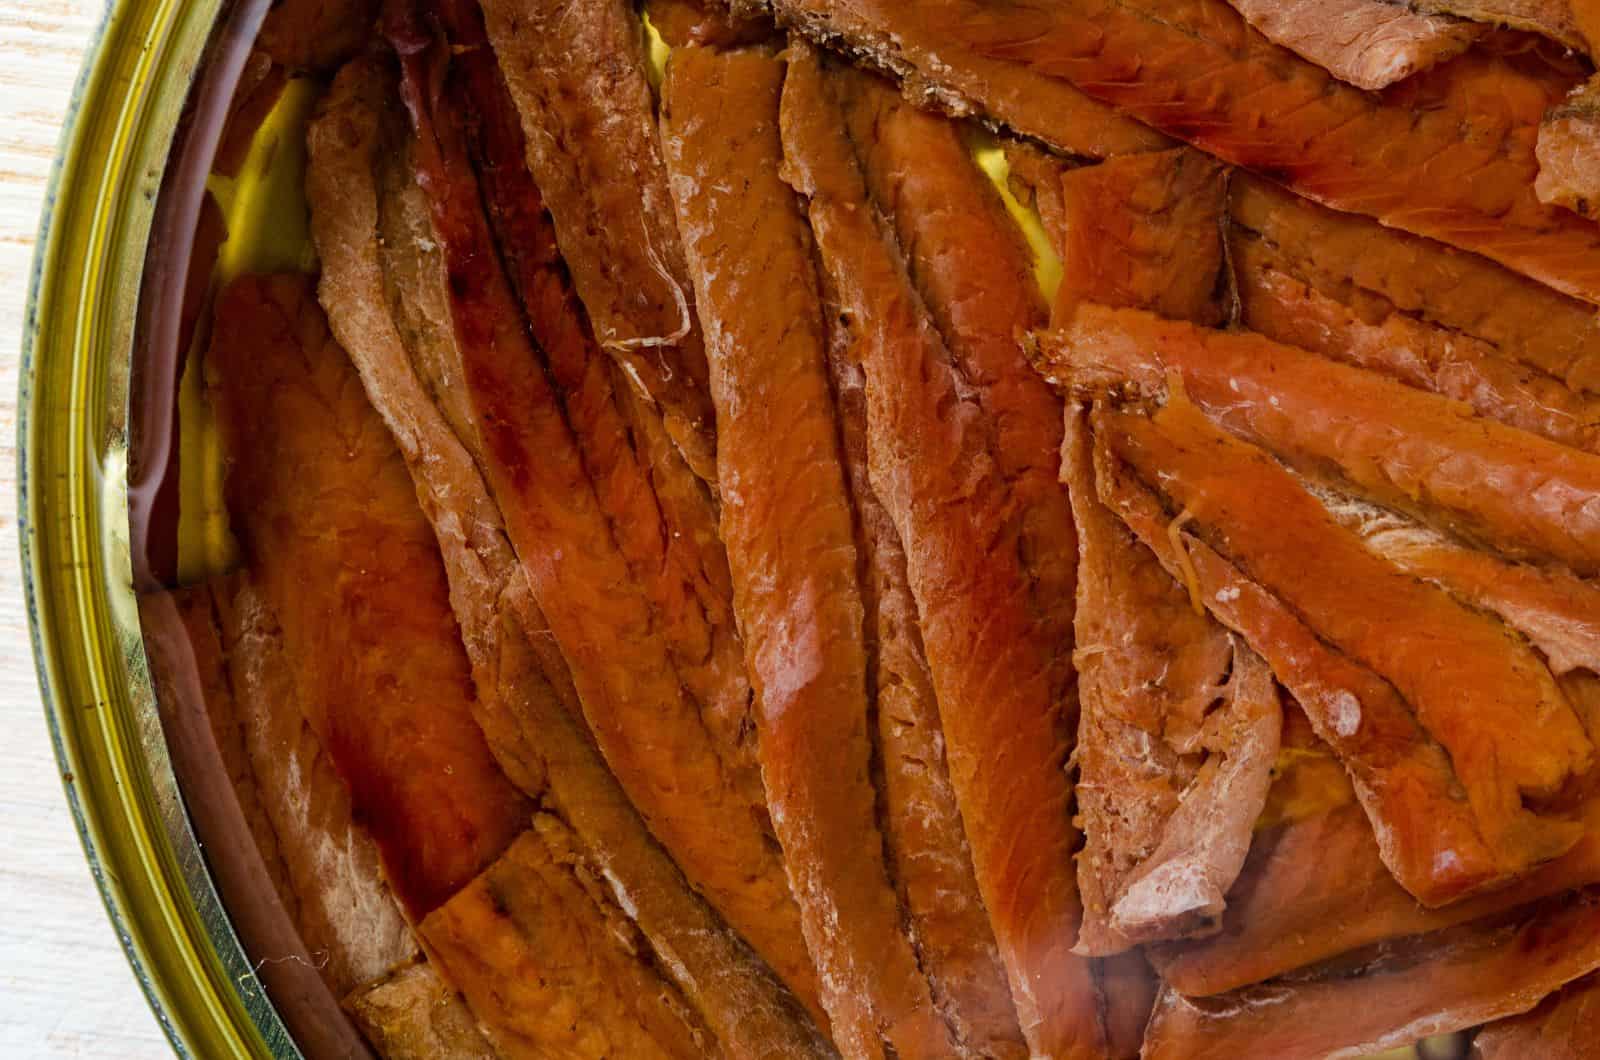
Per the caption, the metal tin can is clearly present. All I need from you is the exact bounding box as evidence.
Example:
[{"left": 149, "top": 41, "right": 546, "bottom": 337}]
[{"left": 19, "top": 0, "right": 298, "bottom": 1053}]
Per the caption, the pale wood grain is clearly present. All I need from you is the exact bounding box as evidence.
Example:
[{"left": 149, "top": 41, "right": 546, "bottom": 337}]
[{"left": 0, "top": 0, "right": 173, "bottom": 1055}]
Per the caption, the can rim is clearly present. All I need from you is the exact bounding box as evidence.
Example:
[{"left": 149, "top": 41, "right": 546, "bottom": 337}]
[{"left": 18, "top": 0, "right": 297, "bottom": 1054}]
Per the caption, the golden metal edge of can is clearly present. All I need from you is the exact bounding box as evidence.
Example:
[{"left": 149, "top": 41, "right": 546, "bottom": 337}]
[{"left": 18, "top": 0, "right": 299, "bottom": 1055}]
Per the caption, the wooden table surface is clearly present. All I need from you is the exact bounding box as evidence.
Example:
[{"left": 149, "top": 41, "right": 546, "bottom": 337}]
[{"left": 0, "top": 0, "right": 172, "bottom": 1054}]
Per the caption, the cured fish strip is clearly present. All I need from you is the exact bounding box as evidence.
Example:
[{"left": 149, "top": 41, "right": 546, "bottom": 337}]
[
  {"left": 1065, "top": 407, "right": 1279, "bottom": 955},
  {"left": 1084, "top": 407, "right": 1504, "bottom": 906},
  {"left": 344, "top": 960, "right": 496, "bottom": 1060},
  {"left": 1053, "top": 148, "right": 1228, "bottom": 326},
  {"left": 414, "top": 0, "right": 764, "bottom": 827},
  {"left": 1045, "top": 305, "right": 1600, "bottom": 575},
  {"left": 1156, "top": 792, "right": 1600, "bottom": 996},
  {"left": 1223, "top": 0, "right": 1479, "bottom": 91},
  {"left": 1229, "top": 177, "right": 1600, "bottom": 395},
  {"left": 421, "top": 816, "right": 715, "bottom": 1060},
  {"left": 834, "top": 69, "right": 1077, "bottom": 784},
  {"left": 647, "top": 0, "right": 769, "bottom": 47},
  {"left": 209, "top": 568, "right": 420, "bottom": 1000},
  {"left": 475, "top": 0, "right": 716, "bottom": 482},
  {"left": 1478, "top": 971, "right": 1600, "bottom": 1059},
  {"left": 748, "top": 0, "right": 1168, "bottom": 159},
  {"left": 140, "top": 585, "right": 392, "bottom": 1060},
  {"left": 1235, "top": 243, "right": 1600, "bottom": 454},
  {"left": 1410, "top": 0, "right": 1586, "bottom": 48},
  {"left": 308, "top": 59, "right": 831, "bottom": 1057},
  {"left": 1047, "top": 146, "right": 1269, "bottom": 953},
  {"left": 771, "top": 0, "right": 1600, "bottom": 303},
  {"left": 1539, "top": 77, "right": 1600, "bottom": 218},
  {"left": 1312, "top": 492, "right": 1600, "bottom": 677},
  {"left": 207, "top": 272, "right": 529, "bottom": 919},
  {"left": 383, "top": 30, "right": 809, "bottom": 996},
  {"left": 826, "top": 242, "right": 1027, "bottom": 1056},
  {"left": 1089, "top": 396, "right": 1592, "bottom": 895},
  {"left": 782, "top": 43, "right": 1105, "bottom": 1059},
  {"left": 838, "top": 351, "right": 1028, "bottom": 1059},
  {"left": 1142, "top": 890, "right": 1600, "bottom": 1060},
  {"left": 660, "top": 41, "right": 951, "bottom": 1059}
]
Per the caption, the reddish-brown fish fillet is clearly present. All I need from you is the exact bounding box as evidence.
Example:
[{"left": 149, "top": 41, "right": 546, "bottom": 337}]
[
  {"left": 1229, "top": 177, "right": 1600, "bottom": 395},
  {"left": 422, "top": 816, "right": 716, "bottom": 1060},
  {"left": 308, "top": 55, "right": 831, "bottom": 1059},
  {"left": 1235, "top": 243, "right": 1600, "bottom": 454},
  {"left": 207, "top": 272, "right": 528, "bottom": 919},
  {"left": 1065, "top": 407, "right": 1280, "bottom": 954},
  {"left": 747, "top": 0, "right": 1168, "bottom": 158},
  {"left": 1053, "top": 148, "right": 1228, "bottom": 326},
  {"left": 1411, "top": 0, "right": 1587, "bottom": 48},
  {"left": 475, "top": 0, "right": 717, "bottom": 481},
  {"left": 1156, "top": 792, "right": 1600, "bottom": 996},
  {"left": 1539, "top": 77, "right": 1600, "bottom": 218},
  {"left": 1048, "top": 305, "right": 1600, "bottom": 575},
  {"left": 660, "top": 40, "right": 953, "bottom": 1059},
  {"left": 1142, "top": 890, "right": 1600, "bottom": 1059},
  {"left": 647, "top": 0, "right": 770, "bottom": 46},
  {"left": 343, "top": 959, "right": 496, "bottom": 1060},
  {"left": 1086, "top": 393, "right": 1592, "bottom": 893},
  {"left": 1223, "top": 0, "right": 1479, "bottom": 90},
  {"left": 835, "top": 68, "right": 1078, "bottom": 785},
  {"left": 835, "top": 346, "right": 1028, "bottom": 1060},
  {"left": 770, "top": 0, "right": 1600, "bottom": 303},
  {"left": 416, "top": 0, "right": 765, "bottom": 839},
  {"left": 325, "top": 45, "right": 810, "bottom": 1012},
  {"left": 1310, "top": 492, "right": 1600, "bottom": 678},
  {"left": 782, "top": 43, "right": 1106, "bottom": 1058},
  {"left": 1478, "top": 970, "right": 1600, "bottom": 1059},
  {"left": 1076, "top": 389, "right": 1597, "bottom": 906}
]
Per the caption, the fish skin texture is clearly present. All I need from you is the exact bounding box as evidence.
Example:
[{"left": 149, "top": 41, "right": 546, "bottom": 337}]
[
  {"left": 1230, "top": 176, "right": 1600, "bottom": 396},
  {"left": 766, "top": 0, "right": 1600, "bottom": 304},
  {"left": 1052, "top": 148, "right": 1229, "bottom": 328},
  {"left": 343, "top": 960, "right": 497, "bottom": 1060},
  {"left": 1223, "top": 0, "right": 1480, "bottom": 91},
  {"left": 660, "top": 39, "right": 951, "bottom": 1059},
  {"left": 206, "top": 272, "right": 529, "bottom": 921},
  {"left": 421, "top": 816, "right": 716, "bottom": 1060},
  {"left": 476, "top": 0, "right": 718, "bottom": 481},
  {"left": 307, "top": 53, "right": 833, "bottom": 1060},
  {"left": 1142, "top": 889, "right": 1600, "bottom": 1059},
  {"left": 745, "top": 0, "right": 1170, "bottom": 158},
  {"left": 782, "top": 42, "right": 1110, "bottom": 1059}
]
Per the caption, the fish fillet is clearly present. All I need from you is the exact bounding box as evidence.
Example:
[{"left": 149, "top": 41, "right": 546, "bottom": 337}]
[
  {"left": 1087, "top": 394, "right": 1591, "bottom": 895},
  {"left": 308, "top": 53, "right": 832, "bottom": 1058},
  {"left": 782, "top": 42, "right": 1107, "bottom": 1058},
  {"left": 1045, "top": 304, "right": 1600, "bottom": 575},
  {"left": 660, "top": 40, "right": 953, "bottom": 1059},
  {"left": 1142, "top": 890, "right": 1600, "bottom": 1059},
  {"left": 743, "top": 0, "right": 1168, "bottom": 158},
  {"left": 1223, "top": 0, "right": 1479, "bottom": 91},
  {"left": 1539, "top": 77, "right": 1600, "bottom": 218},
  {"left": 768, "top": 0, "right": 1600, "bottom": 303},
  {"left": 1155, "top": 790, "right": 1600, "bottom": 996},
  {"left": 1066, "top": 408, "right": 1279, "bottom": 954},
  {"left": 476, "top": 0, "right": 718, "bottom": 481},
  {"left": 207, "top": 272, "right": 529, "bottom": 920},
  {"left": 344, "top": 960, "right": 496, "bottom": 1060},
  {"left": 1478, "top": 971, "right": 1600, "bottom": 1059},
  {"left": 1053, "top": 148, "right": 1229, "bottom": 327},
  {"left": 1234, "top": 242, "right": 1600, "bottom": 454},
  {"left": 421, "top": 816, "right": 715, "bottom": 1060}
]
